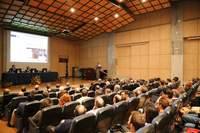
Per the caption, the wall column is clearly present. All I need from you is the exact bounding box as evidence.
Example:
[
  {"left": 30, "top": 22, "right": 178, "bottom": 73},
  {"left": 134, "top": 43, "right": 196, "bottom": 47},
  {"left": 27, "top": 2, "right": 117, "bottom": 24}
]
[
  {"left": 107, "top": 31, "right": 116, "bottom": 78},
  {"left": 171, "top": 2, "right": 183, "bottom": 83}
]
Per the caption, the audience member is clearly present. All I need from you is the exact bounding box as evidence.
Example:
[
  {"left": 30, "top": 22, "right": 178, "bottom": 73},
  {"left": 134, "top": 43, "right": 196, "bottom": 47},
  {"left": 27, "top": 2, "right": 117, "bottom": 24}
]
[
  {"left": 120, "top": 90, "right": 130, "bottom": 101},
  {"left": 56, "top": 83, "right": 60, "bottom": 89},
  {"left": 21, "top": 86, "right": 26, "bottom": 92},
  {"left": 94, "top": 90, "right": 104, "bottom": 98},
  {"left": 53, "top": 105, "right": 87, "bottom": 133},
  {"left": 40, "top": 91, "right": 49, "bottom": 102},
  {"left": 157, "top": 97, "right": 169, "bottom": 114},
  {"left": 75, "top": 88, "right": 80, "bottom": 93},
  {"left": 133, "top": 90, "right": 141, "bottom": 97},
  {"left": 10, "top": 92, "right": 36, "bottom": 126},
  {"left": 128, "top": 111, "right": 146, "bottom": 133},
  {"left": 59, "top": 90, "right": 67, "bottom": 98},
  {"left": 76, "top": 89, "right": 88, "bottom": 103},
  {"left": 3, "top": 88, "right": 10, "bottom": 96},
  {"left": 172, "top": 89, "right": 179, "bottom": 103},
  {"left": 79, "top": 84, "right": 84, "bottom": 88},
  {"left": 17, "top": 91, "right": 24, "bottom": 96},
  {"left": 144, "top": 104, "right": 158, "bottom": 123},
  {"left": 105, "top": 88, "right": 112, "bottom": 95},
  {"left": 58, "top": 93, "right": 71, "bottom": 109},
  {"left": 87, "top": 97, "right": 104, "bottom": 115},
  {"left": 35, "top": 85, "right": 39, "bottom": 90},
  {"left": 66, "top": 82, "right": 70, "bottom": 87},
  {"left": 114, "top": 84, "right": 120, "bottom": 92},
  {"left": 32, "top": 98, "right": 52, "bottom": 123},
  {"left": 184, "top": 80, "right": 192, "bottom": 92},
  {"left": 113, "top": 94, "right": 122, "bottom": 104},
  {"left": 140, "top": 86, "right": 148, "bottom": 93}
]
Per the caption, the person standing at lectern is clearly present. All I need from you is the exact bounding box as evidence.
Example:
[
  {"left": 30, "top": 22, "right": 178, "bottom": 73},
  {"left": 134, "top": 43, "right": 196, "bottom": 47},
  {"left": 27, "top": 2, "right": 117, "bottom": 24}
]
[
  {"left": 9, "top": 65, "right": 16, "bottom": 73},
  {"left": 25, "top": 66, "right": 31, "bottom": 73},
  {"left": 95, "top": 62, "right": 101, "bottom": 80}
]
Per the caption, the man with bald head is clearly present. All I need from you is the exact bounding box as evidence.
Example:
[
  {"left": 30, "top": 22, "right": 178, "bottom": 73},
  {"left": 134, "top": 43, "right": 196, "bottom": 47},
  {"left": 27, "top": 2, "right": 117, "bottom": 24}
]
[
  {"left": 87, "top": 97, "right": 104, "bottom": 115},
  {"left": 53, "top": 105, "right": 87, "bottom": 133},
  {"left": 113, "top": 94, "right": 122, "bottom": 104},
  {"left": 35, "top": 85, "right": 39, "bottom": 90}
]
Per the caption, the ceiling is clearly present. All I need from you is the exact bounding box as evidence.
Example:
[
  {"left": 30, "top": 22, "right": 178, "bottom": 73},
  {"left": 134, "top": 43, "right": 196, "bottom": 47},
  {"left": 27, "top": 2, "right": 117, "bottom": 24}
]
[{"left": 0, "top": 0, "right": 180, "bottom": 41}]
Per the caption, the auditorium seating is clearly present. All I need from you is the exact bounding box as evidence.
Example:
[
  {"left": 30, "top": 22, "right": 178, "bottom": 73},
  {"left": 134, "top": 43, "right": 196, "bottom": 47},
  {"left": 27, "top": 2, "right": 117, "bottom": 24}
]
[
  {"left": 96, "top": 94, "right": 108, "bottom": 106},
  {"left": 49, "top": 92, "right": 57, "bottom": 98},
  {"left": 122, "top": 97, "right": 139, "bottom": 125},
  {"left": 88, "top": 90, "right": 95, "bottom": 97},
  {"left": 62, "top": 101, "right": 80, "bottom": 119},
  {"left": 122, "top": 85, "right": 129, "bottom": 90},
  {"left": 0, "top": 93, "right": 17, "bottom": 113},
  {"left": 37, "top": 90, "right": 43, "bottom": 94},
  {"left": 81, "top": 98, "right": 95, "bottom": 111},
  {"left": 110, "top": 101, "right": 128, "bottom": 127},
  {"left": 68, "top": 113, "right": 96, "bottom": 133},
  {"left": 107, "top": 84, "right": 114, "bottom": 90},
  {"left": 5, "top": 96, "right": 27, "bottom": 125},
  {"left": 15, "top": 101, "right": 41, "bottom": 133},
  {"left": 50, "top": 98, "right": 59, "bottom": 105},
  {"left": 145, "top": 91, "right": 153, "bottom": 103},
  {"left": 99, "top": 82, "right": 106, "bottom": 88},
  {"left": 24, "top": 91, "right": 31, "bottom": 96},
  {"left": 136, "top": 93, "right": 147, "bottom": 110},
  {"left": 73, "top": 93, "right": 81, "bottom": 101},
  {"left": 93, "top": 106, "right": 115, "bottom": 133},
  {"left": 28, "top": 105, "right": 62, "bottom": 133},
  {"left": 64, "top": 86, "right": 71, "bottom": 91},
  {"left": 107, "top": 92, "right": 116, "bottom": 105},
  {"left": 136, "top": 124, "right": 155, "bottom": 133},
  {"left": 151, "top": 113, "right": 168, "bottom": 133},
  {"left": 68, "top": 89, "right": 75, "bottom": 95},
  {"left": 34, "top": 94, "right": 43, "bottom": 101}
]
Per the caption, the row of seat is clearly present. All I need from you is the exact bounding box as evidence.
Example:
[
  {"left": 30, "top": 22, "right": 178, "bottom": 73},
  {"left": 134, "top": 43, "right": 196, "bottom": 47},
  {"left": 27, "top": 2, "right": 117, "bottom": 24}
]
[{"left": 136, "top": 81, "right": 200, "bottom": 133}]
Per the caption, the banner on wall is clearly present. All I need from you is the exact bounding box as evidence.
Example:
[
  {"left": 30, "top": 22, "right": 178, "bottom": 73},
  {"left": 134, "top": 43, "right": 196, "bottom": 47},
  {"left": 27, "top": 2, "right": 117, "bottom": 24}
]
[{"left": 66, "top": 61, "right": 68, "bottom": 78}]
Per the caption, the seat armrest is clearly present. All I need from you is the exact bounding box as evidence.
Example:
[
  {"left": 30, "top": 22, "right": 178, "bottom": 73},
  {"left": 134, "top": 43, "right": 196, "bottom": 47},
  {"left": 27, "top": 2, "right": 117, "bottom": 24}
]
[{"left": 28, "top": 117, "right": 40, "bottom": 130}]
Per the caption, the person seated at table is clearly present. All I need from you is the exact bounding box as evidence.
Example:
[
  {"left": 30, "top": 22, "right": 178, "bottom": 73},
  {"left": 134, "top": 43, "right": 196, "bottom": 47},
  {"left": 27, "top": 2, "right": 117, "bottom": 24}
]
[
  {"left": 25, "top": 66, "right": 31, "bottom": 73},
  {"left": 9, "top": 65, "right": 16, "bottom": 73}
]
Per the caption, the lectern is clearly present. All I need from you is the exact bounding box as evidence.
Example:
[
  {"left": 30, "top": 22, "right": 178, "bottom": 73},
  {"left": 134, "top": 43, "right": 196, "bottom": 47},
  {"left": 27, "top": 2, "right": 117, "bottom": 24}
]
[{"left": 86, "top": 68, "right": 94, "bottom": 80}]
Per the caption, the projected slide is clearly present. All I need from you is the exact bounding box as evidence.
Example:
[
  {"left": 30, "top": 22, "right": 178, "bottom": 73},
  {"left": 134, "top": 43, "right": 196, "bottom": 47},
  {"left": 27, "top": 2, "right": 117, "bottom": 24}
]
[{"left": 10, "top": 31, "right": 48, "bottom": 63}]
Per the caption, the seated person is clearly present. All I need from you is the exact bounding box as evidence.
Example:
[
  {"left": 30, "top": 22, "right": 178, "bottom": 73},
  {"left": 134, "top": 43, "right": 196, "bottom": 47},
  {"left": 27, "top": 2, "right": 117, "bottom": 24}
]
[
  {"left": 46, "top": 84, "right": 51, "bottom": 92},
  {"left": 140, "top": 86, "right": 148, "bottom": 93},
  {"left": 9, "top": 65, "right": 16, "bottom": 73},
  {"left": 120, "top": 90, "right": 130, "bottom": 101},
  {"left": 40, "top": 91, "right": 49, "bottom": 102},
  {"left": 180, "top": 108, "right": 200, "bottom": 128},
  {"left": 32, "top": 98, "right": 52, "bottom": 122},
  {"left": 156, "top": 97, "right": 169, "bottom": 114},
  {"left": 10, "top": 92, "right": 36, "bottom": 126},
  {"left": 53, "top": 105, "right": 87, "bottom": 133},
  {"left": 113, "top": 94, "right": 122, "bottom": 104},
  {"left": 94, "top": 90, "right": 104, "bottom": 98},
  {"left": 25, "top": 66, "right": 31, "bottom": 73},
  {"left": 35, "top": 85, "right": 39, "bottom": 91},
  {"left": 105, "top": 88, "right": 112, "bottom": 95},
  {"left": 87, "top": 97, "right": 104, "bottom": 115},
  {"left": 56, "top": 83, "right": 60, "bottom": 89},
  {"left": 143, "top": 104, "right": 158, "bottom": 124},
  {"left": 58, "top": 93, "right": 71, "bottom": 109},
  {"left": 21, "top": 86, "right": 26, "bottom": 92},
  {"left": 76, "top": 89, "right": 88, "bottom": 103},
  {"left": 155, "top": 88, "right": 173, "bottom": 106},
  {"left": 128, "top": 111, "right": 146, "bottom": 133},
  {"left": 133, "top": 90, "right": 141, "bottom": 97}
]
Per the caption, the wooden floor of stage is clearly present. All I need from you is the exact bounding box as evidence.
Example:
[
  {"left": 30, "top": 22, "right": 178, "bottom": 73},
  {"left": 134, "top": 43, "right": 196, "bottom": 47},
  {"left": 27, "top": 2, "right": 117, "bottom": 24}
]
[
  {"left": 0, "top": 77, "right": 93, "bottom": 95},
  {"left": 0, "top": 77, "right": 95, "bottom": 133}
]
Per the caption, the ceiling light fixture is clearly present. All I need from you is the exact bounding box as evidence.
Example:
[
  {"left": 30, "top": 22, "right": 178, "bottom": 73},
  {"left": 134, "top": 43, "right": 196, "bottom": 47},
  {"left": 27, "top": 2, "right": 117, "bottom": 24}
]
[
  {"left": 94, "top": 17, "right": 98, "bottom": 21},
  {"left": 142, "top": 0, "right": 146, "bottom": 2},
  {"left": 71, "top": 8, "right": 75, "bottom": 13},
  {"left": 115, "top": 14, "right": 119, "bottom": 18}
]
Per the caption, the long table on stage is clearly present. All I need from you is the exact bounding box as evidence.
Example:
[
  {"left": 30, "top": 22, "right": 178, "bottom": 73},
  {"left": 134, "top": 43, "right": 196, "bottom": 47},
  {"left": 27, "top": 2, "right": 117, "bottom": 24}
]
[{"left": 1, "top": 72, "right": 58, "bottom": 85}]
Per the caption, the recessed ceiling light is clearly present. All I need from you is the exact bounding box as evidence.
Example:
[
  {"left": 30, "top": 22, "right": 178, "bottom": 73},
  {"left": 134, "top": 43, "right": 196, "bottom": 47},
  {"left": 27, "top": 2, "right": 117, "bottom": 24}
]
[
  {"left": 142, "top": 0, "right": 146, "bottom": 2},
  {"left": 71, "top": 8, "right": 75, "bottom": 13},
  {"left": 115, "top": 14, "right": 119, "bottom": 18},
  {"left": 119, "top": 0, "right": 123, "bottom": 2},
  {"left": 94, "top": 17, "right": 98, "bottom": 21}
]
